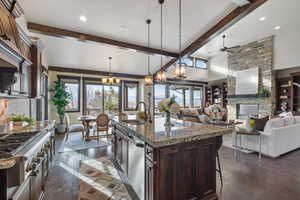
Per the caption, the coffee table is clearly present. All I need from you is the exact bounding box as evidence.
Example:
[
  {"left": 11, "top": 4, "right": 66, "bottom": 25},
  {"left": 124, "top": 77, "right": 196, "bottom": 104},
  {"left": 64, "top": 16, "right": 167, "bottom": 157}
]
[{"left": 233, "top": 128, "right": 262, "bottom": 160}]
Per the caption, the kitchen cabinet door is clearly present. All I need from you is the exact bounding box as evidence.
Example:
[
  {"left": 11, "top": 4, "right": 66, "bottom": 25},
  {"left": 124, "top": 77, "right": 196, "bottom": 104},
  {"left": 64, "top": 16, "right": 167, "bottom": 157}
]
[
  {"left": 145, "top": 159, "right": 154, "bottom": 200},
  {"left": 157, "top": 146, "right": 180, "bottom": 200},
  {"left": 0, "top": 6, "right": 20, "bottom": 51},
  {"left": 116, "top": 134, "right": 122, "bottom": 165}
]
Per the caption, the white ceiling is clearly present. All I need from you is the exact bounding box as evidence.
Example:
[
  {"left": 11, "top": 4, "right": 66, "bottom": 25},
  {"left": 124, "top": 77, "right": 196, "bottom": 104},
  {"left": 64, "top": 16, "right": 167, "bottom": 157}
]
[
  {"left": 35, "top": 33, "right": 171, "bottom": 75},
  {"left": 193, "top": 0, "right": 300, "bottom": 71},
  {"left": 20, "top": 0, "right": 236, "bottom": 53}
]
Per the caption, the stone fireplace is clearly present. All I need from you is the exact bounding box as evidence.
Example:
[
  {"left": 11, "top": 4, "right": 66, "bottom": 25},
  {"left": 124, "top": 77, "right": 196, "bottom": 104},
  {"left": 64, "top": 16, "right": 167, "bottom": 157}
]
[{"left": 226, "top": 36, "right": 276, "bottom": 120}]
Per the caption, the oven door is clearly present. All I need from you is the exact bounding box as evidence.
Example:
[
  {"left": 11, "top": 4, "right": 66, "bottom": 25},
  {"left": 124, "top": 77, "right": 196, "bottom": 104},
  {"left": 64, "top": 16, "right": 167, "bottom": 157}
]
[
  {"left": 30, "top": 159, "right": 44, "bottom": 200},
  {"left": 128, "top": 135, "right": 145, "bottom": 200}
]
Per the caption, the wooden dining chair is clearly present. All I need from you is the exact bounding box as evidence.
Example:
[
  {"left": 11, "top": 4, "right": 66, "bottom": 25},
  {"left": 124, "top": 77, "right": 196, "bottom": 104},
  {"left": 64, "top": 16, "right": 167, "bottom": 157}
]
[
  {"left": 65, "top": 113, "right": 85, "bottom": 141},
  {"left": 93, "top": 113, "right": 110, "bottom": 139}
]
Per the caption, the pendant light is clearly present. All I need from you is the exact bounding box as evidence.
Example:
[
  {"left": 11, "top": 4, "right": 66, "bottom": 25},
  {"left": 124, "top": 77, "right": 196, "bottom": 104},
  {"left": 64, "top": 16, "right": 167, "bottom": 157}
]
[
  {"left": 144, "top": 19, "right": 153, "bottom": 86},
  {"left": 174, "top": 0, "right": 186, "bottom": 79},
  {"left": 156, "top": 0, "right": 167, "bottom": 83},
  {"left": 102, "top": 57, "right": 120, "bottom": 85}
]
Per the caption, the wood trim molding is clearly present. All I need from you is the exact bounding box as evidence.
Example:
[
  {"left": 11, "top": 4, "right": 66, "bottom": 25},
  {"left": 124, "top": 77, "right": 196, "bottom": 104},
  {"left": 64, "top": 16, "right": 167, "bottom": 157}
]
[
  {"left": 28, "top": 22, "right": 179, "bottom": 58},
  {"left": 48, "top": 66, "right": 145, "bottom": 79},
  {"left": 155, "top": 0, "right": 268, "bottom": 75}
]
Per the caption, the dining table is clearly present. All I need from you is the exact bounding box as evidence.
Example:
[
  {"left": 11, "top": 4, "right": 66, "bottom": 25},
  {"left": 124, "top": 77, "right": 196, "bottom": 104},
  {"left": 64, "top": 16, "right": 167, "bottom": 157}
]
[{"left": 77, "top": 115, "right": 98, "bottom": 140}]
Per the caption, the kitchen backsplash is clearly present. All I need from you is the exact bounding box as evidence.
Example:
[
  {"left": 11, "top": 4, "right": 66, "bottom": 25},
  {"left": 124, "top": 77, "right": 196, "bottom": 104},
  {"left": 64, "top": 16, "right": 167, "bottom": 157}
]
[{"left": 0, "top": 99, "right": 31, "bottom": 125}]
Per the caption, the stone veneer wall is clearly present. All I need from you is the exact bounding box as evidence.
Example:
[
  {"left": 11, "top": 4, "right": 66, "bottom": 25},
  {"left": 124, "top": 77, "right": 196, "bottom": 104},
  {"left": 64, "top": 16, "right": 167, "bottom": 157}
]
[{"left": 227, "top": 36, "right": 276, "bottom": 120}]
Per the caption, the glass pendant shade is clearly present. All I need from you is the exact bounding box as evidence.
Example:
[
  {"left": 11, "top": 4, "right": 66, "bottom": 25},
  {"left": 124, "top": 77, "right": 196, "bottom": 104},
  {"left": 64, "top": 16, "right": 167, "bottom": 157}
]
[
  {"left": 156, "top": 70, "right": 166, "bottom": 83},
  {"left": 174, "top": 63, "right": 186, "bottom": 79},
  {"left": 145, "top": 75, "right": 153, "bottom": 86}
]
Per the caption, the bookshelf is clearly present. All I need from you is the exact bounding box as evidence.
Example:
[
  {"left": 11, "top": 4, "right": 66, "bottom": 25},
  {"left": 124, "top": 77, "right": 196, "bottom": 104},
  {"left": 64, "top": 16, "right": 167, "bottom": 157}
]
[{"left": 205, "top": 82, "right": 227, "bottom": 107}]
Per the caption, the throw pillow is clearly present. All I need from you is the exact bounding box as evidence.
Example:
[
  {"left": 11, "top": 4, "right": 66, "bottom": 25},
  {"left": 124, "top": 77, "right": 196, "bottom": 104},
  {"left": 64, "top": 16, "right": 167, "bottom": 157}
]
[
  {"left": 250, "top": 116, "right": 269, "bottom": 131},
  {"left": 283, "top": 116, "right": 295, "bottom": 126},
  {"left": 264, "top": 118, "right": 285, "bottom": 132}
]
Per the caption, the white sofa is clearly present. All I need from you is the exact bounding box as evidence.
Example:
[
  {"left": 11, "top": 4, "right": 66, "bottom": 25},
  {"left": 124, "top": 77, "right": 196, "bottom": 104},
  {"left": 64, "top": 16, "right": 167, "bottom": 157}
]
[{"left": 241, "top": 116, "right": 300, "bottom": 158}]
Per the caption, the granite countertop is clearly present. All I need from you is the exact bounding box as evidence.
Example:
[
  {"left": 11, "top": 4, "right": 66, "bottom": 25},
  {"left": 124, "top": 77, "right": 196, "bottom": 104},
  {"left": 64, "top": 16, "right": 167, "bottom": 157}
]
[
  {"left": 112, "top": 116, "right": 233, "bottom": 148},
  {"left": 0, "top": 120, "right": 55, "bottom": 135}
]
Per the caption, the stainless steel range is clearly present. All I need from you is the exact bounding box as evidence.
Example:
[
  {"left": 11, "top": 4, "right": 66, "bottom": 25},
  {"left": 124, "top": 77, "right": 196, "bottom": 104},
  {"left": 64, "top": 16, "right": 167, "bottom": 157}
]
[{"left": 0, "top": 121, "right": 55, "bottom": 200}]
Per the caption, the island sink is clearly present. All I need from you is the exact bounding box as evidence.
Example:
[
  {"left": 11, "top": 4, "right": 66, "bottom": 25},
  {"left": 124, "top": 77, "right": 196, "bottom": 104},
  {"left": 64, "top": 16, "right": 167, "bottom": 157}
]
[{"left": 112, "top": 116, "right": 232, "bottom": 200}]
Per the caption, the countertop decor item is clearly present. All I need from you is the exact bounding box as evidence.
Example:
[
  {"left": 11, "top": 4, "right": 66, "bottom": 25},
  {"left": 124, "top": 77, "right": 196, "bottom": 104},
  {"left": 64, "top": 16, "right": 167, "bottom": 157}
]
[
  {"left": 9, "top": 113, "right": 34, "bottom": 127},
  {"left": 50, "top": 80, "right": 70, "bottom": 133},
  {"left": 158, "top": 96, "right": 180, "bottom": 127}
]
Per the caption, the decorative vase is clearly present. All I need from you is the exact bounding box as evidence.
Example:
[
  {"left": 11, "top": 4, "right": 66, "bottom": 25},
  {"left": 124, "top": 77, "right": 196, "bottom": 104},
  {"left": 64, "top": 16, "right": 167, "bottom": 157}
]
[
  {"left": 164, "top": 111, "right": 173, "bottom": 127},
  {"left": 56, "top": 123, "right": 66, "bottom": 134}
]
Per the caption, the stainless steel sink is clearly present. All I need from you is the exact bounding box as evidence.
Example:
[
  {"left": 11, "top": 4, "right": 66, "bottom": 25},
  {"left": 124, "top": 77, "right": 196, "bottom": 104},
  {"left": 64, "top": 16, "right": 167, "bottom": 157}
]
[{"left": 121, "top": 119, "right": 145, "bottom": 125}]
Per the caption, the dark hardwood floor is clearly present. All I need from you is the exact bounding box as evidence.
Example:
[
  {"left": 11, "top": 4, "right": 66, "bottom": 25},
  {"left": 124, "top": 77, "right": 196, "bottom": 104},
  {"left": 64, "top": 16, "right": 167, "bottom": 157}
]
[{"left": 44, "top": 134, "right": 300, "bottom": 200}]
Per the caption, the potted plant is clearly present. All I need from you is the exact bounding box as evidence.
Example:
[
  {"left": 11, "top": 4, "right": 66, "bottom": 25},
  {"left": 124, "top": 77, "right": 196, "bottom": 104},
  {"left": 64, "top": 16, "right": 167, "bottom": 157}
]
[
  {"left": 258, "top": 88, "right": 270, "bottom": 97},
  {"left": 50, "top": 80, "right": 70, "bottom": 133},
  {"left": 10, "top": 113, "right": 34, "bottom": 127}
]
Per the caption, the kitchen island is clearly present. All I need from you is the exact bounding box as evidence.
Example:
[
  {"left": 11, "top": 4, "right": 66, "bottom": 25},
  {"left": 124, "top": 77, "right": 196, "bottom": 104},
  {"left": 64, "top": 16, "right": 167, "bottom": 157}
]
[{"left": 111, "top": 116, "right": 232, "bottom": 200}]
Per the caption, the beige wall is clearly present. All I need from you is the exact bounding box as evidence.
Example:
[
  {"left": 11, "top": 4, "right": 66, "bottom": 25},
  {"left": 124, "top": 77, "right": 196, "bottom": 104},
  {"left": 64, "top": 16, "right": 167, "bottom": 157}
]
[{"left": 48, "top": 70, "right": 151, "bottom": 124}]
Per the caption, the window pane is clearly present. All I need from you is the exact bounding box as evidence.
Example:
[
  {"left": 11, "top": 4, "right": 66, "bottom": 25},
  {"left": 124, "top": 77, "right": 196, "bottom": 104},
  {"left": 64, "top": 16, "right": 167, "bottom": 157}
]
[
  {"left": 195, "top": 59, "right": 207, "bottom": 69},
  {"left": 124, "top": 82, "right": 138, "bottom": 110},
  {"left": 86, "top": 84, "right": 103, "bottom": 112},
  {"left": 181, "top": 57, "right": 193, "bottom": 67},
  {"left": 193, "top": 89, "right": 203, "bottom": 107},
  {"left": 64, "top": 82, "right": 79, "bottom": 111},
  {"left": 170, "top": 88, "right": 184, "bottom": 107},
  {"left": 104, "top": 86, "right": 119, "bottom": 112},
  {"left": 184, "top": 89, "right": 190, "bottom": 108},
  {"left": 154, "top": 84, "right": 166, "bottom": 108}
]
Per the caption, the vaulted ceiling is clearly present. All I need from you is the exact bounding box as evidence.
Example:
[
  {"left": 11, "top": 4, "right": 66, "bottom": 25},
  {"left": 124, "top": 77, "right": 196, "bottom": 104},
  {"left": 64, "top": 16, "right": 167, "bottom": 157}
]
[{"left": 18, "top": 0, "right": 271, "bottom": 80}]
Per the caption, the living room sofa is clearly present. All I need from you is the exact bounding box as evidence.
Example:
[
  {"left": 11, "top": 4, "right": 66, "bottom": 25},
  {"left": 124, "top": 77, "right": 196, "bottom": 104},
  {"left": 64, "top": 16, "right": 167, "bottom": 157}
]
[{"left": 241, "top": 116, "right": 300, "bottom": 158}]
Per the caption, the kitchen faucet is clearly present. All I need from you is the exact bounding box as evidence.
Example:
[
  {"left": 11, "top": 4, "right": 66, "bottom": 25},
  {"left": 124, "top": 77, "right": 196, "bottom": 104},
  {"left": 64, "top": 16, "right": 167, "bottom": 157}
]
[{"left": 136, "top": 101, "right": 148, "bottom": 122}]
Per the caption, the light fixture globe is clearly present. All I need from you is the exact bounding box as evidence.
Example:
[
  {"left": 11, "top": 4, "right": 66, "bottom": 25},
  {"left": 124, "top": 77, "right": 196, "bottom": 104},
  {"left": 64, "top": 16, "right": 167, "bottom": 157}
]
[{"left": 156, "top": 70, "right": 166, "bottom": 83}]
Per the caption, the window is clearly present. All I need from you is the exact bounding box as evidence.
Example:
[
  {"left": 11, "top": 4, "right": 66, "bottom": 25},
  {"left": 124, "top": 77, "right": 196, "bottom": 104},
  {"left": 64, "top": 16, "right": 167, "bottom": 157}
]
[
  {"left": 184, "top": 89, "right": 190, "bottom": 108},
  {"left": 58, "top": 76, "right": 80, "bottom": 112},
  {"left": 170, "top": 87, "right": 184, "bottom": 107},
  {"left": 154, "top": 84, "right": 167, "bottom": 108},
  {"left": 104, "top": 85, "right": 120, "bottom": 112},
  {"left": 195, "top": 58, "right": 207, "bottom": 69},
  {"left": 124, "top": 81, "right": 139, "bottom": 110},
  {"left": 83, "top": 79, "right": 121, "bottom": 115},
  {"left": 193, "top": 88, "right": 203, "bottom": 108},
  {"left": 180, "top": 57, "right": 193, "bottom": 67},
  {"left": 85, "top": 83, "right": 103, "bottom": 114}
]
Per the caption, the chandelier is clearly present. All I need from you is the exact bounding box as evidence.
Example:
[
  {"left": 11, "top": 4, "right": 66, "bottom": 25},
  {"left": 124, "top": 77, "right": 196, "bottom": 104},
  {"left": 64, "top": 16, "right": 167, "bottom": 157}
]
[
  {"left": 174, "top": 0, "right": 186, "bottom": 79},
  {"left": 144, "top": 19, "right": 153, "bottom": 86},
  {"left": 102, "top": 57, "right": 120, "bottom": 85},
  {"left": 156, "top": 0, "right": 167, "bottom": 83}
]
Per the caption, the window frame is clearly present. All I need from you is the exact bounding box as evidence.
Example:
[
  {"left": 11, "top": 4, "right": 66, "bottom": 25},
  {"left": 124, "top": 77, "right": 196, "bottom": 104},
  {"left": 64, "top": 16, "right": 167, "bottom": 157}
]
[
  {"left": 123, "top": 80, "right": 139, "bottom": 111},
  {"left": 194, "top": 58, "right": 208, "bottom": 69},
  {"left": 83, "top": 77, "right": 122, "bottom": 115},
  {"left": 57, "top": 75, "right": 81, "bottom": 113}
]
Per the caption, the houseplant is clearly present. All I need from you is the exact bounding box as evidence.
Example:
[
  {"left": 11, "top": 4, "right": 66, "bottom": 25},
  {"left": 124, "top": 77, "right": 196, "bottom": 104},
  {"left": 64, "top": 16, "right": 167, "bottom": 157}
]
[
  {"left": 50, "top": 80, "right": 70, "bottom": 133},
  {"left": 158, "top": 96, "right": 180, "bottom": 127}
]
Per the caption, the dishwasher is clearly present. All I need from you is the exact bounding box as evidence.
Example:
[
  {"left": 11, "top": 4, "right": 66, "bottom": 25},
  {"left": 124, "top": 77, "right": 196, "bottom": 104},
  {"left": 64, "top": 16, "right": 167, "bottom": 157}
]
[{"left": 128, "top": 134, "right": 145, "bottom": 200}]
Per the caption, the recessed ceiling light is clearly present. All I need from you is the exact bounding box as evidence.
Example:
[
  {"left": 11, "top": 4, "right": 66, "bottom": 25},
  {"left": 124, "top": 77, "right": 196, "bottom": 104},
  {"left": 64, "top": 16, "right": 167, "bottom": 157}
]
[
  {"left": 80, "top": 15, "right": 87, "bottom": 22},
  {"left": 259, "top": 16, "right": 266, "bottom": 21},
  {"left": 274, "top": 26, "right": 281, "bottom": 30}
]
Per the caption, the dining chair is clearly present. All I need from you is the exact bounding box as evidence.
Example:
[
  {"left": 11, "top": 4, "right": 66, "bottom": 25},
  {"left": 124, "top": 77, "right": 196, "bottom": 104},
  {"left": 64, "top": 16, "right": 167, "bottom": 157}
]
[
  {"left": 65, "top": 113, "right": 85, "bottom": 141},
  {"left": 93, "top": 113, "right": 110, "bottom": 139}
]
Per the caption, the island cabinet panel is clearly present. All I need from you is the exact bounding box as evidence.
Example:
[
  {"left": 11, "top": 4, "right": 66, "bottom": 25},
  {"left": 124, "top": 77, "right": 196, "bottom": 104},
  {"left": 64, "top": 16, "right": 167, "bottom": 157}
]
[
  {"left": 149, "top": 138, "right": 218, "bottom": 200},
  {"left": 112, "top": 127, "right": 129, "bottom": 175}
]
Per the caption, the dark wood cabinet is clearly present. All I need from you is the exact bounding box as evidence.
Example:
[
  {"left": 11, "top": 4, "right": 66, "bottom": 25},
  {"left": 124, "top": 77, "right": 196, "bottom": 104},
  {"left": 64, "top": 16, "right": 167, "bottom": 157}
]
[
  {"left": 113, "top": 127, "right": 129, "bottom": 174},
  {"left": 0, "top": 4, "right": 21, "bottom": 52},
  {"left": 145, "top": 158, "right": 154, "bottom": 200}
]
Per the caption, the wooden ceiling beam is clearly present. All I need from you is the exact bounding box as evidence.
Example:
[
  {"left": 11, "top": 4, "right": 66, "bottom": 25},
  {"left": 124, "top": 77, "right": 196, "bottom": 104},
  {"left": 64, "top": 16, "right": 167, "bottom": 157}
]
[
  {"left": 155, "top": 0, "right": 268, "bottom": 75},
  {"left": 27, "top": 22, "right": 179, "bottom": 58}
]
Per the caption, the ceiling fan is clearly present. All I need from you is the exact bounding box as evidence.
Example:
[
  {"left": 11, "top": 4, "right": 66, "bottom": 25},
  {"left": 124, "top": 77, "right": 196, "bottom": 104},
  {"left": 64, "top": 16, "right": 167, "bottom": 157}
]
[{"left": 220, "top": 35, "right": 240, "bottom": 53}]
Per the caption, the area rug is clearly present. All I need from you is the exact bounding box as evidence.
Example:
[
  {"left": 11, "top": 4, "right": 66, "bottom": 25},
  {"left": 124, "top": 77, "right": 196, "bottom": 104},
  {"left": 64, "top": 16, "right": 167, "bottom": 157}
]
[
  {"left": 59, "top": 132, "right": 110, "bottom": 153},
  {"left": 78, "top": 157, "right": 132, "bottom": 200}
]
